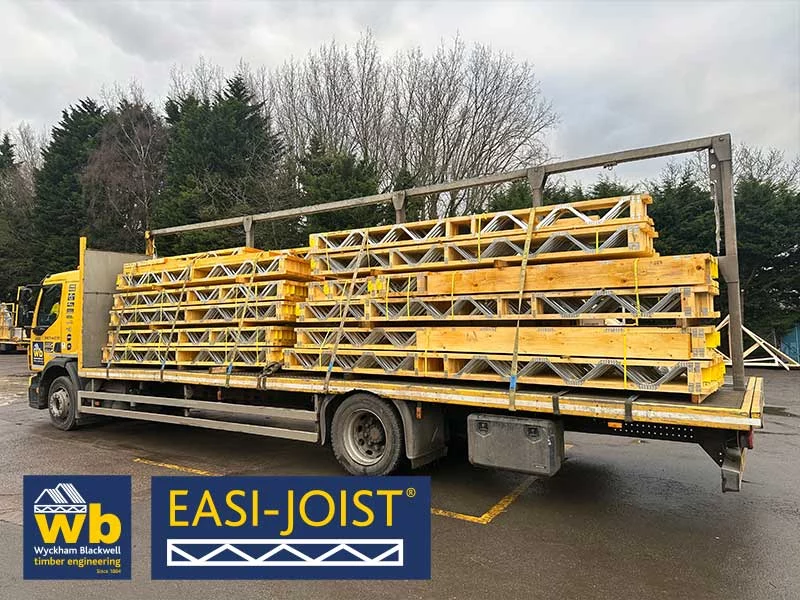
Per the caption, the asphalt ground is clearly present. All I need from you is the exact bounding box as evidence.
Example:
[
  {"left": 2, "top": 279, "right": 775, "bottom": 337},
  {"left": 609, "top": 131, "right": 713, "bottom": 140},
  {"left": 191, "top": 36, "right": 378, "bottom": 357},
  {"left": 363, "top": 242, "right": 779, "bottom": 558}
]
[{"left": 0, "top": 353, "right": 798, "bottom": 599}]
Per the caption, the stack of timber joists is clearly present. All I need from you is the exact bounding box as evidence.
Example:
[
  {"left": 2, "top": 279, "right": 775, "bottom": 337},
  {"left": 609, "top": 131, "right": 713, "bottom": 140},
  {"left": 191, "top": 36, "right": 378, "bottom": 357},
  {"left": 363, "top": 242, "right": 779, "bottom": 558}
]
[
  {"left": 285, "top": 194, "right": 724, "bottom": 402},
  {"left": 103, "top": 248, "right": 311, "bottom": 368},
  {"left": 102, "top": 193, "right": 724, "bottom": 402}
]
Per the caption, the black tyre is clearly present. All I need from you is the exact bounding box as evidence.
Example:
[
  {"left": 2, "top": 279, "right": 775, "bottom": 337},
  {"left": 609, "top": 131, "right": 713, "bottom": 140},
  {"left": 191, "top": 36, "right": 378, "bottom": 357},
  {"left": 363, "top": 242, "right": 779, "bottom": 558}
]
[
  {"left": 48, "top": 375, "right": 78, "bottom": 431},
  {"left": 331, "top": 393, "right": 404, "bottom": 476}
]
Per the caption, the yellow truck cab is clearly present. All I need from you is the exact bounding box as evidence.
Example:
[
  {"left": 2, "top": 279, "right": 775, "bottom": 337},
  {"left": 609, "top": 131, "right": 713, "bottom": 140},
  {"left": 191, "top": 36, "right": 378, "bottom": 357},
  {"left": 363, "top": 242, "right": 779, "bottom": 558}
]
[{"left": 28, "top": 269, "right": 81, "bottom": 429}]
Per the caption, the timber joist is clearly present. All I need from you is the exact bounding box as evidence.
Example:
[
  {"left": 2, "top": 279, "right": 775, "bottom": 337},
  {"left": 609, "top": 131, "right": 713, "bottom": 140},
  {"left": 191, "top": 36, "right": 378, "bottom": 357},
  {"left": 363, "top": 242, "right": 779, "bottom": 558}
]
[
  {"left": 308, "top": 194, "right": 652, "bottom": 252},
  {"left": 294, "top": 325, "right": 719, "bottom": 361},
  {"left": 281, "top": 348, "right": 723, "bottom": 399},
  {"left": 310, "top": 223, "right": 655, "bottom": 276},
  {"left": 306, "top": 254, "right": 718, "bottom": 302},
  {"left": 116, "top": 251, "right": 312, "bottom": 290},
  {"left": 109, "top": 300, "right": 296, "bottom": 327},
  {"left": 298, "top": 286, "right": 717, "bottom": 323},
  {"left": 106, "top": 326, "right": 295, "bottom": 349},
  {"left": 528, "top": 286, "right": 718, "bottom": 320},
  {"left": 105, "top": 345, "right": 286, "bottom": 367},
  {"left": 113, "top": 280, "right": 307, "bottom": 309}
]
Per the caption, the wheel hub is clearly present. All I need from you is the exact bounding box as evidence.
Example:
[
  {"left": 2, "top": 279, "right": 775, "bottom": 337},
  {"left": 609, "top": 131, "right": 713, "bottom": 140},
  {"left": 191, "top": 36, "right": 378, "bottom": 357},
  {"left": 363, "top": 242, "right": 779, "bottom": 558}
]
[
  {"left": 344, "top": 409, "right": 387, "bottom": 466},
  {"left": 49, "top": 388, "right": 70, "bottom": 419}
]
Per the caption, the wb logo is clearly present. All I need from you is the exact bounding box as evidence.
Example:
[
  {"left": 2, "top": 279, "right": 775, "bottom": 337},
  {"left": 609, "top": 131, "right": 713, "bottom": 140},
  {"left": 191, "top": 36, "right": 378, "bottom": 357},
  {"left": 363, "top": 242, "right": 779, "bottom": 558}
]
[
  {"left": 31, "top": 342, "right": 44, "bottom": 365},
  {"left": 24, "top": 475, "right": 131, "bottom": 579},
  {"left": 34, "top": 482, "right": 121, "bottom": 544}
]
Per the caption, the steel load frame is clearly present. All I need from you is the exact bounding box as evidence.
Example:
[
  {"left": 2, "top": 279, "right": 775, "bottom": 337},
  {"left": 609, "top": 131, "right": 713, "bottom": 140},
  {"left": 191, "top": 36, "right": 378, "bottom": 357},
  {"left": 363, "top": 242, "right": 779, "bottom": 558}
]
[{"left": 147, "top": 134, "right": 746, "bottom": 391}]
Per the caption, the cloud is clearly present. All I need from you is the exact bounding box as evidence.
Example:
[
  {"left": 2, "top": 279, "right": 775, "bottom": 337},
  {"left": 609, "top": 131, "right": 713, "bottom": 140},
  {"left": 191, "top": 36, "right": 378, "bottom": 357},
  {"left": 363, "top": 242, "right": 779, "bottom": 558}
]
[{"left": 0, "top": 0, "right": 797, "bottom": 184}]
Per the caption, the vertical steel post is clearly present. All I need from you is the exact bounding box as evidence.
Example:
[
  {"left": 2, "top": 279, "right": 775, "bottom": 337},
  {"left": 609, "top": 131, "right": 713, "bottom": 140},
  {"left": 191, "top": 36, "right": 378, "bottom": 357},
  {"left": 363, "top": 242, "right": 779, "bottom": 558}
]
[
  {"left": 527, "top": 166, "right": 546, "bottom": 207},
  {"left": 710, "top": 135, "right": 746, "bottom": 390},
  {"left": 393, "top": 191, "right": 407, "bottom": 224},
  {"left": 243, "top": 216, "right": 254, "bottom": 248}
]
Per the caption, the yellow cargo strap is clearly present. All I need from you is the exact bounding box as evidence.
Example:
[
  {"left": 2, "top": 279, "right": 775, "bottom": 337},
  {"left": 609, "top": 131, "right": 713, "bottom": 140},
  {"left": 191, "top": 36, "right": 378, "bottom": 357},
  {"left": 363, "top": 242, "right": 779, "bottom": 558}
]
[
  {"left": 406, "top": 275, "right": 411, "bottom": 317},
  {"left": 508, "top": 204, "right": 538, "bottom": 410},
  {"left": 633, "top": 258, "right": 641, "bottom": 324},
  {"left": 622, "top": 327, "right": 628, "bottom": 389},
  {"left": 449, "top": 271, "right": 456, "bottom": 320}
]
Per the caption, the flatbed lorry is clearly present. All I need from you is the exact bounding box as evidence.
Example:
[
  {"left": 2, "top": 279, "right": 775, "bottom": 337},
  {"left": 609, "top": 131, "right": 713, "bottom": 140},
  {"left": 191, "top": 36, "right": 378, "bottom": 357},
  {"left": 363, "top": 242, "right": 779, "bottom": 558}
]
[
  {"left": 25, "top": 135, "right": 764, "bottom": 491},
  {"left": 0, "top": 285, "right": 38, "bottom": 352}
]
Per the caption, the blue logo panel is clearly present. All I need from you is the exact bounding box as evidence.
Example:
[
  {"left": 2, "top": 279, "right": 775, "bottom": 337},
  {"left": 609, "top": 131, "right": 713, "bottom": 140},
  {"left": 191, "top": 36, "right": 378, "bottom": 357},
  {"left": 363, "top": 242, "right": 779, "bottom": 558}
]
[
  {"left": 31, "top": 341, "right": 44, "bottom": 366},
  {"left": 23, "top": 475, "right": 131, "bottom": 579},
  {"left": 151, "top": 476, "right": 431, "bottom": 579}
]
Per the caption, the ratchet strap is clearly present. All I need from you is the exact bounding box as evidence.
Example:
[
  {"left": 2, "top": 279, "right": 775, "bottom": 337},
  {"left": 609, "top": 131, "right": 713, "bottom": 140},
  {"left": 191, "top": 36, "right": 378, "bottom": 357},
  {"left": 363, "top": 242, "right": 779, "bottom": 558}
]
[{"left": 508, "top": 204, "right": 538, "bottom": 410}]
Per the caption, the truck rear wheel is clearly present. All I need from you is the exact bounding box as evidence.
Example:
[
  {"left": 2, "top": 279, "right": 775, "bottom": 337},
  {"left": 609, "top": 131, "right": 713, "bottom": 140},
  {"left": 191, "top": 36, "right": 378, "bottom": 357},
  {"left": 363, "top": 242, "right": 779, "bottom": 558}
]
[
  {"left": 331, "top": 394, "right": 404, "bottom": 476},
  {"left": 48, "top": 375, "right": 78, "bottom": 431}
]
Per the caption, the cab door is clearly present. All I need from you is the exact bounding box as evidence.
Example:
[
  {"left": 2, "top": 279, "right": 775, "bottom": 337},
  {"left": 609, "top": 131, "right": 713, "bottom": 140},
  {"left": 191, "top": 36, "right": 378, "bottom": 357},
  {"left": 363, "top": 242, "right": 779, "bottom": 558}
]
[{"left": 30, "top": 283, "right": 65, "bottom": 370}]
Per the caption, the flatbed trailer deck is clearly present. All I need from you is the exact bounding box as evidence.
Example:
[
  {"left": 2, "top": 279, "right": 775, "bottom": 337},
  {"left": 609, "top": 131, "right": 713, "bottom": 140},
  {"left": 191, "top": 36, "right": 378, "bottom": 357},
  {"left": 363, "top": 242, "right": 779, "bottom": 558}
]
[{"left": 77, "top": 367, "right": 762, "bottom": 432}]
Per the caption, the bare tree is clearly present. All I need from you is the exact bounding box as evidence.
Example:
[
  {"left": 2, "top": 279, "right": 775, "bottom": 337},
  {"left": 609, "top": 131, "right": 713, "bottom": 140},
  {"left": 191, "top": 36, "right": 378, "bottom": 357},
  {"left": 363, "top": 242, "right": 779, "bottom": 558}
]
[
  {"left": 12, "top": 122, "right": 46, "bottom": 199},
  {"left": 265, "top": 32, "right": 557, "bottom": 216},
  {"left": 169, "top": 56, "right": 225, "bottom": 102},
  {"left": 173, "top": 34, "right": 557, "bottom": 218},
  {"left": 82, "top": 100, "right": 168, "bottom": 250}
]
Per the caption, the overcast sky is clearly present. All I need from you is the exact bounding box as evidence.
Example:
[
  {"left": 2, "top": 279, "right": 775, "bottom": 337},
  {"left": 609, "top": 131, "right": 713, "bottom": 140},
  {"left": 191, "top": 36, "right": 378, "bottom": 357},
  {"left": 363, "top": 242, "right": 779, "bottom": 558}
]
[{"left": 1, "top": 0, "right": 798, "bottom": 184}]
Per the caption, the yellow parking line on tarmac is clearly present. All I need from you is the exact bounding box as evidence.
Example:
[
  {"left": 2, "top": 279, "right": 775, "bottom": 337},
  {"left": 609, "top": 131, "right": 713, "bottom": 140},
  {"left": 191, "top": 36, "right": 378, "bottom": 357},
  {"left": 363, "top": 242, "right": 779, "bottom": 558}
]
[
  {"left": 133, "top": 457, "right": 219, "bottom": 476},
  {"left": 431, "top": 476, "right": 535, "bottom": 525}
]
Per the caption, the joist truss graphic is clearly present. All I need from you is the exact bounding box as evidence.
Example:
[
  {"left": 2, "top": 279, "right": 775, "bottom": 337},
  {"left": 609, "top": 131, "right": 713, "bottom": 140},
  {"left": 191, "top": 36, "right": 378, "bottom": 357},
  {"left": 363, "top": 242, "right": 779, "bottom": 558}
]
[{"left": 166, "top": 539, "right": 403, "bottom": 567}]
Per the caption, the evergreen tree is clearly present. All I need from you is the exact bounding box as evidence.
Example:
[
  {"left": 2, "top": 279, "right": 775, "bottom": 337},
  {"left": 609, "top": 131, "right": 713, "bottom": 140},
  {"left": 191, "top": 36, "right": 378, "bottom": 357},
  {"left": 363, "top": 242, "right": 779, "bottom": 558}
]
[
  {"left": 586, "top": 174, "right": 635, "bottom": 199},
  {"left": 0, "top": 131, "right": 31, "bottom": 299},
  {"left": 157, "top": 75, "right": 288, "bottom": 254},
  {"left": 647, "top": 164, "right": 716, "bottom": 256},
  {"left": 734, "top": 176, "right": 800, "bottom": 337},
  {"left": 0, "top": 133, "right": 15, "bottom": 169},
  {"left": 299, "top": 136, "right": 380, "bottom": 234},
  {"left": 32, "top": 99, "right": 106, "bottom": 276}
]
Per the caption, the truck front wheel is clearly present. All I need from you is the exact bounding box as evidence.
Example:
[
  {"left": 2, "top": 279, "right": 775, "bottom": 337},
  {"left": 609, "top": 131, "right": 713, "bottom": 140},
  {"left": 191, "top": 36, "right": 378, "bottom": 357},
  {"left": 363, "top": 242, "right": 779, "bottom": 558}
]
[
  {"left": 331, "top": 394, "right": 404, "bottom": 476},
  {"left": 48, "top": 375, "right": 78, "bottom": 431}
]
